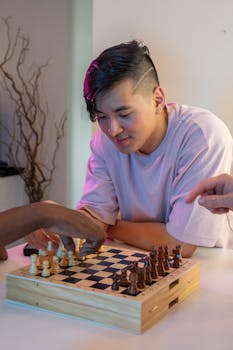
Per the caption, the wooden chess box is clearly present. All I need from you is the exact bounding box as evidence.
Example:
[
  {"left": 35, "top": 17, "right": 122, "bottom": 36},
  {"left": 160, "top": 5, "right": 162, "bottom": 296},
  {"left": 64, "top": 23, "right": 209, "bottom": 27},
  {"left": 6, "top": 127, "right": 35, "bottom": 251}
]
[{"left": 6, "top": 246, "right": 200, "bottom": 333}]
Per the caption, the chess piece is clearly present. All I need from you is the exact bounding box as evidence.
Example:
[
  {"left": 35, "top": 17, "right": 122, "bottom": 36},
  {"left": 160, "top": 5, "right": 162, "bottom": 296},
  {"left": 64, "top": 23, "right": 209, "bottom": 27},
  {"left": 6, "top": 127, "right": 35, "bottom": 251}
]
[
  {"left": 111, "top": 273, "right": 120, "bottom": 291},
  {"left": 119, "top": 269, "right": 129, "bottom": 287},
  {"left": 50, "top": 255, "right": 60, "bottom": 274},
  {"left": 38, "top": 249, "right": 48, "bottom": 270},
  {"left": 137, "top": 266, "right": 146, "bottom": 289},
  {"left": 163, "top": 245, "right": 170, "bottom": 271},
  {"left": 157, "top": 246, "right": 166, "bottom": 276},
  {"left": 29, "top": 254, "right": 38, "bottom": 275},
  {"left": 172, "top": 248, "right": 181, "bottom": 268},
  {"left": 41, "top": 260, "right": 50, "bottom": 277},
  {"left": 68, "top": 251, "right": 75, "bottom": 267},
  {"left": 144, "top": 257, "right": 153, "bottom": 285},
  {"left": 149, "top": 246, "right": 158, "bottom": 279},
  {"left": 128, "top": 270, "right": 138, "bottom": 296},
  {"left": 59, "top": 250, "right": 68, "bottom": 268},
  {"left": 56, "top": 242, "right": 64, "bottom": 259},
  {"left": 47, "top": 241, "right": 54, "bottom": 266}
]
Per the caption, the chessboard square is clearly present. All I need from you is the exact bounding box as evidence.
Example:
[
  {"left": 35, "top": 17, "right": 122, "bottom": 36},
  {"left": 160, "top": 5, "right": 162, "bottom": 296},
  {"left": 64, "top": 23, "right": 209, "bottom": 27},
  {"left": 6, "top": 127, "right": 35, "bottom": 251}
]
[
  {"left": 67, "top": 266, "right": 84, "bottom": 272},
  {"left": 72, "top": 272, "right": 90, "bottom": 279},
  {"left": 98, "top": 261, "right": 112, "bottom": 267},
  {"left": 107, "top": 249, "right": 122, "bottom": 254},
  {"left": 63, "top": 277, "right": 81, "bottom": 284},
  {"left": 75, "top": 279, "right": 95, "bottom": 288},
  {"left": 111, "top": 254, "right": 128, "bottom": 259},
  {"left": 89, "top": 264, "right": 106, "bottom": 271},
  {"left": 59, "top": 270, "right": 76, "bottom": 277},
  {"left": 77, "top": 262, "right": 92, "bottom": 268},
  {"left": 101, "top": 252, "right": 116, "bottom": 257},
  {"left": 100, "top": 277, "right": 113, "bottom": 285},
  {"left": 132, "top": 252, "right": 147, "bottom": 258},
  {"left": 127, "top": 256, "right": 143, "bottom": 262},
  {"left": 110, "top": 263, "right": 128, "bottom": 270},
  {"left": 94, "top": 255, "right": 108, "bottom": 261},
  {"left": 117, "top": 259, "right": 132, "bottom": 265},
  {"left": 91, "top": 282, "right": 109, "bottom": 290},
  {"left": 81, "top": 268, "right": 98, "bottom": 275},
  {"left": 50, "top": 274, "right": 66, "bottom": 281},
  {"left": 104, "top": 257, "right": 120, "bottom": 264},
  {"left": 94, "top": 271, "right": 112, "bottom": 278},
  {"left": 121, "top": 288, "right": 141, "bottom": 296},
  {"left": 85, "top": 258, "right": 101, "bottom": 265},
  {"left": 103, "top": 267, "right": 119, "bottom": 273},
  {"left": 86, "top": 275, "right": 103, "bottom": 282}
]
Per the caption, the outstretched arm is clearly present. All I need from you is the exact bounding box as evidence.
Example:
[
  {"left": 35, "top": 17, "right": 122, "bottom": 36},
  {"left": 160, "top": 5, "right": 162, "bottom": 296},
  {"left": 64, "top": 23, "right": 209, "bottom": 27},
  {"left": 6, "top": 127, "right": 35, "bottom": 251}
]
[
  {"left": 0, "top": 201, "right": 106, "bottom": 251},
  {"left": 186, "top": 173, "right": 233, "bottom": 213},
  {"left": 108, "top": 220, "right": 196, "bottom": 258}
]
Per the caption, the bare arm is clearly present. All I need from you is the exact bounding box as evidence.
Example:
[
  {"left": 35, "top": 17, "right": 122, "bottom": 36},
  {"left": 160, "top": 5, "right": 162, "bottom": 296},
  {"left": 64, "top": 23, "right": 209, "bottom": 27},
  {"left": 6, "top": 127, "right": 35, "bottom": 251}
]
[
  {"left": 108, "top": 220, "right": 196, "bottom": 258},
  {"left": 0, "top": 202, "right": 106, "bottom": 250}
]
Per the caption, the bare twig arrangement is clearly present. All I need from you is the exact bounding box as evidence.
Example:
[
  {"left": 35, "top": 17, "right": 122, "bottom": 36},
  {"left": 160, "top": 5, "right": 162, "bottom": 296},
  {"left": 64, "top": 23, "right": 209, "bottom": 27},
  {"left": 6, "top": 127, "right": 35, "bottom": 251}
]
[{"left": 0, "top": 17, "right": 66, "bottom": 203}]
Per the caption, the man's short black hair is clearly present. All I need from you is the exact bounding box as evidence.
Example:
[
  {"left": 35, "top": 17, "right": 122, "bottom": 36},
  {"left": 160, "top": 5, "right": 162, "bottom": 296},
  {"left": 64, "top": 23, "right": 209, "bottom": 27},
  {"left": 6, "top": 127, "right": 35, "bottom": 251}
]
[{"left": 84, "top": 40, "right": 160, "bottom": 122}]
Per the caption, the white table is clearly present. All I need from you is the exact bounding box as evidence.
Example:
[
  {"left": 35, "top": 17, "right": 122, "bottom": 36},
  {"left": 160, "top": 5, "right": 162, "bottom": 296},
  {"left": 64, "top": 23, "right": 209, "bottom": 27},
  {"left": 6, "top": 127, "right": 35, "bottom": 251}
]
[{"left": 0, "top": 244, "right": 233, "bottom": 350}]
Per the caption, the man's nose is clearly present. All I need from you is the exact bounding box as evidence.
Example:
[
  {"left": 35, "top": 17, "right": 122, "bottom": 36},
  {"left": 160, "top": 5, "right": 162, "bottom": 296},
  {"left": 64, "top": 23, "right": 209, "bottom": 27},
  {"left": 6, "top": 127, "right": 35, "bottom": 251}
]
[{"left": 108, "top": 118, "right": 123, "bottom": 137}]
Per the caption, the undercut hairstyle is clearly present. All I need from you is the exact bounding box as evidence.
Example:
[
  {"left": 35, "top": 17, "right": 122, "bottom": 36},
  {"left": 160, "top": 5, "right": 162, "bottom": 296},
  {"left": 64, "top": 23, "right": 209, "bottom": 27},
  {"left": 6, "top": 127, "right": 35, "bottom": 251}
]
[{"left": 83, "top": 40, "right": 160, "bottom": 122}]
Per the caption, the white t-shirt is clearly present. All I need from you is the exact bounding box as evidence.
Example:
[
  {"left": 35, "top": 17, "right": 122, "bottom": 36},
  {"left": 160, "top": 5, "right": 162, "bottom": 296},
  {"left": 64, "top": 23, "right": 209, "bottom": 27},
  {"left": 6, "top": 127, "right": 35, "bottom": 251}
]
[{"left": 78, "top": 103, "right": 233, "bottom": 248}]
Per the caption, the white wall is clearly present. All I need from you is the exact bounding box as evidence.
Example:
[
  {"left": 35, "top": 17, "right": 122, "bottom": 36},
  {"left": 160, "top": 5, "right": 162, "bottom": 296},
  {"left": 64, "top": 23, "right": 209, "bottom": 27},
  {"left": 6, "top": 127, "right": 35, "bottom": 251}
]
[
  {"left": 0, "top": 0, "right": 70, "bottom": 204},
  {"left": 93, "top": 0, "right": 233, "bottom": 133}
]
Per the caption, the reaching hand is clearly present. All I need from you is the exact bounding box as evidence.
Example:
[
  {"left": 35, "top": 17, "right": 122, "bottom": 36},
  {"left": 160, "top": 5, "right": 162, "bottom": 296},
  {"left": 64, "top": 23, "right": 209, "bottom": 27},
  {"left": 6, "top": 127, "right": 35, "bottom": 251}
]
[
  {"left": 25, "top": 229, "right": 60, "bottom": 251},
  {"left": 186, "top": 173, "right": 233, "bottom": 214}
]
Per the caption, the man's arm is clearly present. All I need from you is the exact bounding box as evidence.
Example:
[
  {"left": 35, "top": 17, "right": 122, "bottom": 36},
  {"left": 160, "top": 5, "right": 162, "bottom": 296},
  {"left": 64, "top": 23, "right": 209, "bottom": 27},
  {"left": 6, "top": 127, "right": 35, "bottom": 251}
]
[
  {"left": 0, "top": 202, "right": 106, "bottom": 249},
  {"left": 108, "top": 220, "right": 196, "bottom": 258}
]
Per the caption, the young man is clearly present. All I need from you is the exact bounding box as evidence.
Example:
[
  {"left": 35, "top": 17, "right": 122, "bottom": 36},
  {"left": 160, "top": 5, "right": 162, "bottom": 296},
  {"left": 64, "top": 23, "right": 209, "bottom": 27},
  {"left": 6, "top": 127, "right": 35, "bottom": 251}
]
[
  {"left": 77, "top": 40, "right": 233, "bottom": 257},
  {"left": 0, "top": 201, "right": 105, "bottom": 260}
]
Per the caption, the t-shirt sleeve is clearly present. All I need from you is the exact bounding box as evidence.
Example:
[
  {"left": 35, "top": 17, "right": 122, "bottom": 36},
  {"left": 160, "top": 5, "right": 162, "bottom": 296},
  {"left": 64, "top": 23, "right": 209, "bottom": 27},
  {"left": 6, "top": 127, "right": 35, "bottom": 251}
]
[
  {"left": 77, "top": 131, "right": 119, "bottom": 225},
  {"left": 166, "top": 122, "right": 233, "bottom": 247}
]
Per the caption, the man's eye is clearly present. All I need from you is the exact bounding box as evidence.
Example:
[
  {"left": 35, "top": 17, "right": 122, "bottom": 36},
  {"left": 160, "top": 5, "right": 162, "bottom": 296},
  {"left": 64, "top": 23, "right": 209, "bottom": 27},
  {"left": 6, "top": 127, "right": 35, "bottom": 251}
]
[
  {"left": 119, "top": 113, "right": 131, "bottom": 118},
  {"left": 97, "top": 115, "right": 107, "bottom": 120}
]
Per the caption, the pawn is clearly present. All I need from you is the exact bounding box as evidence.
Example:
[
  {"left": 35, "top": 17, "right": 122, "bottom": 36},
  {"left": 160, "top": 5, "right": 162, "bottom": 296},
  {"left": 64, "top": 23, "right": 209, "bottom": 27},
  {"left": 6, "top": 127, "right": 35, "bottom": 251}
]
[
  {"left": 119, "top": 269, "right": 129, "bottom": 287},
  {"left": 41, "top": 260, "right": 50, "bottom": 277},
  {"left": 128, "top": 270, "right": 138, "bottom": 296},
  {"left": 38, "top": 249, "right": 48, "bottom": 270},
  {"left": 68, "top": 250, "right": 75, "bottom": 267},
  {"left": 111, "top": 273, "right": 120, "bottom": 291},
  {"left": 50, "top": 255, "right": 60, "bottom": 274},
  {"left": 29, "top": 254, "right": 38, "bottom": 275}
]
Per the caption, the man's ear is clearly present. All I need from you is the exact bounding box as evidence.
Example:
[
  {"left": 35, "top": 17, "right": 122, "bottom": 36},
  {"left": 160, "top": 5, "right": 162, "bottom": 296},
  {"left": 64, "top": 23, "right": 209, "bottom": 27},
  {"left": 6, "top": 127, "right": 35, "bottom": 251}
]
[{"left": 153, "top": 86, "right": 166, "bottom": 113}]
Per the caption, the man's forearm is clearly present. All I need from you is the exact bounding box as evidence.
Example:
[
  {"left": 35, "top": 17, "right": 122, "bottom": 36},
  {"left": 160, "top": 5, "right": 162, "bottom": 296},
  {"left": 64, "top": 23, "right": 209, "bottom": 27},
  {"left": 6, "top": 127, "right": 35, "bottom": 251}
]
[
  {"left": 109, "top": 220, "right": 196, "bottom": 258},
  {"left": 0, "top": 202, "right": 49, "bottom": 246}
]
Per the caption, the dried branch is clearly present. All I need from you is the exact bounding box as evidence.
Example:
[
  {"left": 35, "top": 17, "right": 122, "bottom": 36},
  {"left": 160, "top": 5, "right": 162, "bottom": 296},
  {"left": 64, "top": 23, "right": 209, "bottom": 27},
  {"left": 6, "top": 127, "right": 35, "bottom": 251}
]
[{"left": 0, "top": 17, "right": 66, "bottom": 203}]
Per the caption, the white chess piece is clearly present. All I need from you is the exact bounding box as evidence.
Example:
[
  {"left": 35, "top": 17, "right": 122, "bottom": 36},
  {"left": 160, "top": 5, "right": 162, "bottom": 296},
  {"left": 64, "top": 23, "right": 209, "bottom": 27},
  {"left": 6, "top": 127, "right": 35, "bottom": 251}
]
[
  {"left": 51, "top": 255, "right": 60, "bottom": 274},
  {"left": 29, "top": 254, "right": 38, "bottom": 275},
  {"left": 41, "top": 260, "right": 50, "bottom": 277},
  {"left": 56, "top": 242, "right": 64, "bottom": 258},
  {"left": 59, "top": 250, "right": 68, "bottom": 268},
  {"left": 68, "top": 251, "right": 75, "bottom": 267}
]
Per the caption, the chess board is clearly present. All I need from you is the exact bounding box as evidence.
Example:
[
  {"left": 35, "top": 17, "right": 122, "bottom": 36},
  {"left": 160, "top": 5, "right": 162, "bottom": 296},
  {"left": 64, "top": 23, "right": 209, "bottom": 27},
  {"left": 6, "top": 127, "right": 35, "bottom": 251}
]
[{"left": 6, "top": 246, "right": 200, "bottom": 333}]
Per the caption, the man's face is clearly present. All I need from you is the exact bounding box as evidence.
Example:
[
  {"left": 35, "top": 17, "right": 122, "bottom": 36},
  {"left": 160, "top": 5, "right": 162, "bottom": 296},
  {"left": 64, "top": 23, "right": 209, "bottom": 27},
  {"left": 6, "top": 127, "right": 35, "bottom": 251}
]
[{"left": 95, "top": 79, "right": 166, "bottom": 154}]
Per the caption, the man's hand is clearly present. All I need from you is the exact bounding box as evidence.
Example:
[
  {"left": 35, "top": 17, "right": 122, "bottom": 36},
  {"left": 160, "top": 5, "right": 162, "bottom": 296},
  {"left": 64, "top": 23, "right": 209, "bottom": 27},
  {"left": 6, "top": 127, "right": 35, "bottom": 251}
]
[
  {"left": 186, "top": 173, "right": 233, "bottom": 213},
  {"left": 25, "top": 229, "right": 60, "bottom": 251},
  {"left": 79, "top": 238, "right": 105, "bottom": 256}
]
